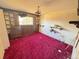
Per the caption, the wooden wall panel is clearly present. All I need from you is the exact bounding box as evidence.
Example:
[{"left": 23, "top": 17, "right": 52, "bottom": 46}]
[
  {"left": 2, "top": 7, "right": 40, "bottom": 39},
  {"left": 77, "top": 0, "right": 79, "bottom": 15},
  {"left": 21, "top": 25, "right": 34, "bottom": 36}
]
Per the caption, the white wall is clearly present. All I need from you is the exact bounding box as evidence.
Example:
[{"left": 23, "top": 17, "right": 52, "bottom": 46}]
[
  {"left": 39, "top": 9, "right": 79, "bottom": 46},
  {"left": 0, "top": 9, "right": 10, "bottom": 59},
  {"left": 39, "top": 23, "right": 78, "bottom": 46}
]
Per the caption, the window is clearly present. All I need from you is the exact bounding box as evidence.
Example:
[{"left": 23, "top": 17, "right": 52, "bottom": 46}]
[{"left": 19, "top": 16, "right": 33, "bottom": 25}]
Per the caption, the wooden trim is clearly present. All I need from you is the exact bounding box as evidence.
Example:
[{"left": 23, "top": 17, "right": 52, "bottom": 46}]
[
  {"left": 78, "top": 0, "right": 79, "bottom": 9},
  {"left": 77, "top": 8, "right": 79, "bottom": 16},
  {"left": 0, "top": 7, "right": 36, "bottom": 16}
]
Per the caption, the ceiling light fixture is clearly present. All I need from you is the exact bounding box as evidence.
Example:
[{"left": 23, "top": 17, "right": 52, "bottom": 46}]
[{"left": 35, "top": 0, "right": 41, "bottom": 16}]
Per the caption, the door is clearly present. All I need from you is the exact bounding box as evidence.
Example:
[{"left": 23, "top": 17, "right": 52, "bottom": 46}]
[{"left": 0, "top": 9, "right": 10, "bottom": 59}]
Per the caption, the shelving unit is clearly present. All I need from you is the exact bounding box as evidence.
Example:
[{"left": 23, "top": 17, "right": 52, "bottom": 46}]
[
  {"left": 4, "top": 11, "right": 11, "bottom": 34},
  {"left": 4, "top": 11, "right": 17, "bottom": 34}
]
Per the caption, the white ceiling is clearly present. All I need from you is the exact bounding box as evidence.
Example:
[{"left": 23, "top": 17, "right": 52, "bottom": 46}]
[
  {"left": 0, "top": 0, "right": 77, "bottom": 14},
  {"left": 0, "top": 0, "right": 78, "bottom": 32}
]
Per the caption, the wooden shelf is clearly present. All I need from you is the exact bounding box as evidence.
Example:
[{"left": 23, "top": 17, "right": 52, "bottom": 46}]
[{"left": 4, "top": 11, "right": 16, "bottom": 34}]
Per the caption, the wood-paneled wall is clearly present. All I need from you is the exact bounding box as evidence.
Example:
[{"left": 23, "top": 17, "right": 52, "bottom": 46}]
[
  {"left": 77, "top": 0, "right": 79, "bottom": 15},
  {"left": 1, "top": 8, "right": 40, "bottom": 39}
]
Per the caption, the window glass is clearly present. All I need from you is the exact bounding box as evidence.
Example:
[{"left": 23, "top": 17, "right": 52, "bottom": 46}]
[{"left": 19, "top": 16, "right": 33, "bottom": 25}]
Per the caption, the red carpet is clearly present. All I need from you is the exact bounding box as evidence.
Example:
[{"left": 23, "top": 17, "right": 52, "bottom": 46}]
[{"left": 4, "top": 32, "right": 73, "bottom": 59}]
